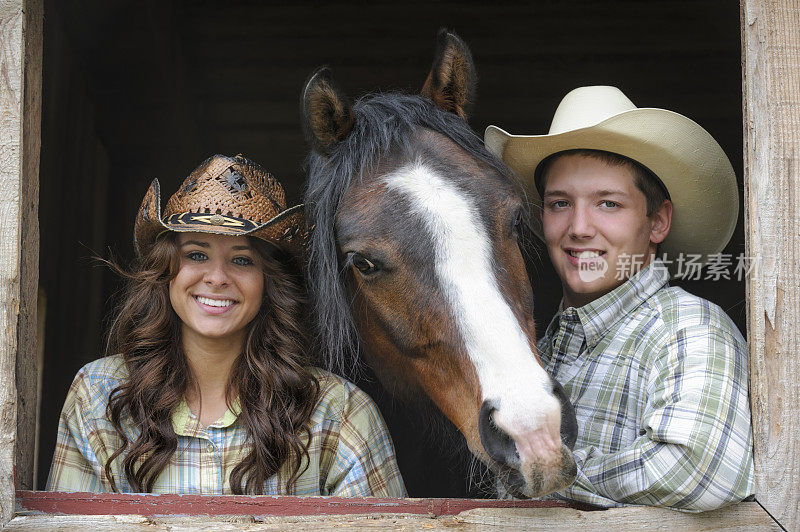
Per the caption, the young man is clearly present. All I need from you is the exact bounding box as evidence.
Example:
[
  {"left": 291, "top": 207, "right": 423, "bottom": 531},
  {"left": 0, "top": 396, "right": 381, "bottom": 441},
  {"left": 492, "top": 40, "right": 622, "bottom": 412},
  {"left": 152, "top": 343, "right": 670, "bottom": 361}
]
[{"left": 484, "top": 86, "right": 754, "bottom": 511}]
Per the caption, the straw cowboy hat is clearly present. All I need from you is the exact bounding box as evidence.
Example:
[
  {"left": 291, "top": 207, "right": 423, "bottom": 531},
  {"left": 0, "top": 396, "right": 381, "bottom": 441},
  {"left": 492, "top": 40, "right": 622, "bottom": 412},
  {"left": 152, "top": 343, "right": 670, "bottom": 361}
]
[
  {"left": 484, "top": 86, "right": 739, "bottom": 270},
  {"left": 134, "top": 154, "right": 306, "bottom": 256}
]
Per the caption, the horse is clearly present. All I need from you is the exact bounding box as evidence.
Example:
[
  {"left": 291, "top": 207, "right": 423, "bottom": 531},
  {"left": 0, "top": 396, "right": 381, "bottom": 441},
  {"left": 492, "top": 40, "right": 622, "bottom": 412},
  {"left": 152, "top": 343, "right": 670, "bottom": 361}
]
[{"left": 301, "top": 30, "right": 577, "bottom": 498}]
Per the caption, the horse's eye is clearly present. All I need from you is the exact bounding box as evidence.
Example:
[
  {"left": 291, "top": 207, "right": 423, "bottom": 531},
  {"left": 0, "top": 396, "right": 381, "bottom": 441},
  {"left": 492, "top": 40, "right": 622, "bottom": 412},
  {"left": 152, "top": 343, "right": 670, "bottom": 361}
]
[{"left": 351, "top": 253, "right": 377, "bottom": 274}]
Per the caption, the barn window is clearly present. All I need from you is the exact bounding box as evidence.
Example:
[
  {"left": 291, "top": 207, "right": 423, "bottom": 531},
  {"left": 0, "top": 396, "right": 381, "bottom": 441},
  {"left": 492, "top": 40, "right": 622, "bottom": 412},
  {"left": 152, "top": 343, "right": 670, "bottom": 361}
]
[{"left": 1, "top": 0, "right": 794, "bottom": 528}]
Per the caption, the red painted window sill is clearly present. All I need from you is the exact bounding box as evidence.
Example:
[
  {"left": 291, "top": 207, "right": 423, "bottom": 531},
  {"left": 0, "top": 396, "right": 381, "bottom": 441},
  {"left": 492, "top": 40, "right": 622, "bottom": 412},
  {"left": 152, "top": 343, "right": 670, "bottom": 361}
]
[{"left": 16, "top": 490, "right": 593, "bottom": 517}]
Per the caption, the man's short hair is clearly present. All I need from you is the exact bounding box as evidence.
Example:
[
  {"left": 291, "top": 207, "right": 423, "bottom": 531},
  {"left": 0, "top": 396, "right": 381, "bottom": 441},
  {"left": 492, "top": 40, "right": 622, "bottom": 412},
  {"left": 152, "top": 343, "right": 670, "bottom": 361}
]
[{"left": 536, "top": 149, "right": 670, "bottom": 217}]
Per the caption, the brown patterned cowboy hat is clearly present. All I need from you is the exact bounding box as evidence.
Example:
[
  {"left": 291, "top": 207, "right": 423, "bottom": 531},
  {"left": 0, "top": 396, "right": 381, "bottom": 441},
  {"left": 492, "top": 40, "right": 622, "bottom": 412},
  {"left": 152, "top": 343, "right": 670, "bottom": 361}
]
[{"left": 134, "top": 154, "right": 305, "bottom": 257}]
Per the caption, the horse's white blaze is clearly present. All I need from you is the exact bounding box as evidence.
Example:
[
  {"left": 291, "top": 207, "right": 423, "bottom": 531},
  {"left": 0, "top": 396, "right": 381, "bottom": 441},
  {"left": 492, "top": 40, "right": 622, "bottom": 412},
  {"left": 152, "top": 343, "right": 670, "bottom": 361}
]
[{"left": 384, "top": 160, "right": 562, "bottom": 460}]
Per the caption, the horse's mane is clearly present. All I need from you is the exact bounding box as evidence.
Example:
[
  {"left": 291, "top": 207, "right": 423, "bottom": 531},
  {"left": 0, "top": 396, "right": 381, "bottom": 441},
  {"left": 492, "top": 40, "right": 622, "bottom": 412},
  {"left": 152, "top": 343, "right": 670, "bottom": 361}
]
[{"left": 305, "top": 93, "right": 520, "bottom": 375}]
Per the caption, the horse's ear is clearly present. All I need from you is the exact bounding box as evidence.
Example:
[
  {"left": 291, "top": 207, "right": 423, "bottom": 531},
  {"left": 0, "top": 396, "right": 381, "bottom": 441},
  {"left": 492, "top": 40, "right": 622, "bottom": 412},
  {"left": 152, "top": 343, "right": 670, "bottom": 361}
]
[
  {"left": 421, "top": 29, "right": 476, "bottom": 120},
  {"left": 302, "top": 67, "right": 354, "bottom": 154}
]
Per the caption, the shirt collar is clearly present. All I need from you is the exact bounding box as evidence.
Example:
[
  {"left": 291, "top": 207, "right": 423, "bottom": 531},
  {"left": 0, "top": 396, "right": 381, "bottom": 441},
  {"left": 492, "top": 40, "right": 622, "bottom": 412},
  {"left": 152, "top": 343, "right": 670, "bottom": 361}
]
[
  {"left": 171, "top": 397, "right": 242, "bottom": 436},
  {"left": 543, "top": 299, "right": 581, "bottom": 342},
  {"left": 569, "top": 260, "right": 670, "bottom": 349}
]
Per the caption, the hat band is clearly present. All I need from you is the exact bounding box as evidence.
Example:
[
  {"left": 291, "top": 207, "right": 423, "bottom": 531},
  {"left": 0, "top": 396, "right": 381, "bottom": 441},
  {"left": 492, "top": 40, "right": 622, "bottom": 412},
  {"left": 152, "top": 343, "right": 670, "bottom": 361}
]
[{"left": 165, "top": 212, "right": 259, "bottom": 231}]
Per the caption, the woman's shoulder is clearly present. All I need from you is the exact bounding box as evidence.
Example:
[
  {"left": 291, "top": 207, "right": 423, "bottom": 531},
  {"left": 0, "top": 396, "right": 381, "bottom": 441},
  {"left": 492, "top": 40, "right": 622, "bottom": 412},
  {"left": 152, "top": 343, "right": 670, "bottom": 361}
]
[
  {"left": 74, "top": 354, "right": 129, "bottom": 386},
  {"left": 66, "top": 355, "right": 129, "bottom": 411},
  {"left": 306, "top": 367, "right": 381, "bottom": 424}
]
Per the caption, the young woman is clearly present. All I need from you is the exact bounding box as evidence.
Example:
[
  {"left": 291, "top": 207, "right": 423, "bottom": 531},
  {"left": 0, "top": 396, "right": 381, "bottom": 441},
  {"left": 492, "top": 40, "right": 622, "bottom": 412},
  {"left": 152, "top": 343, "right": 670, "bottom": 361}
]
[{"left": 47, "top": 154, "right": 406, "bottom": 496}]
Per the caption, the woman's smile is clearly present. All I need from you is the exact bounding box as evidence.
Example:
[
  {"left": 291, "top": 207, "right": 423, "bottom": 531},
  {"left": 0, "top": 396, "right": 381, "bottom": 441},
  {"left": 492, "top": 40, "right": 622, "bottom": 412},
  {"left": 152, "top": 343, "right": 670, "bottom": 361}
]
[{"left": 193, "top": 294, "right": 239, "bottom": 314}]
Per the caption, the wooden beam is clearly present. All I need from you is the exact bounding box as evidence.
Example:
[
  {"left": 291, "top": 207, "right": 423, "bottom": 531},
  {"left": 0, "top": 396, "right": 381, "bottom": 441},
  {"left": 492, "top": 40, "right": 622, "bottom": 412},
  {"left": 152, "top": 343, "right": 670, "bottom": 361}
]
[
  {"left": 0, "top": 0, "right": 40, "bottom": 524},
  {"left": 15, "top": 0, "right": 42, "bottom": 493},
  {"left": 741, "top": 0, "right": 800, "bottom": 530}
]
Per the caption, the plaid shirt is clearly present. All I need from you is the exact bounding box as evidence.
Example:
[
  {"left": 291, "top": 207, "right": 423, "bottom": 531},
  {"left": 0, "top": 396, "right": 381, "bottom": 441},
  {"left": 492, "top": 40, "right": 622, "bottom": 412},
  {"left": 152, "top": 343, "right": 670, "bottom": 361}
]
[
  {"left": 47, "top": 355, "right": 406, "bottom": 496},
  {"left": 539, "top": 261, "right": 754, "bottom": 511}
]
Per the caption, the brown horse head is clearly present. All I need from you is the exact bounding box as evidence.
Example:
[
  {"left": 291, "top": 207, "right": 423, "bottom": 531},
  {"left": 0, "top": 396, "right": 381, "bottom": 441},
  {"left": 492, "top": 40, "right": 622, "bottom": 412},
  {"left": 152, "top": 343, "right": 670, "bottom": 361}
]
[{"left": 302, "top": 30, "right": 577, "bottom": 498}]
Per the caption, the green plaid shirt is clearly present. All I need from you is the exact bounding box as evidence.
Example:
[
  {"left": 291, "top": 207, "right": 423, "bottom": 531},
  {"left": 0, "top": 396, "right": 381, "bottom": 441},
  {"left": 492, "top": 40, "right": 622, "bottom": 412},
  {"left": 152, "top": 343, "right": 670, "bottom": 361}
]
[
  {"left": 539, "top": 261, "right": 754, "bottom": 511},
  {"left": 47, "top": 355, "right": 406, "bottom": 496}
]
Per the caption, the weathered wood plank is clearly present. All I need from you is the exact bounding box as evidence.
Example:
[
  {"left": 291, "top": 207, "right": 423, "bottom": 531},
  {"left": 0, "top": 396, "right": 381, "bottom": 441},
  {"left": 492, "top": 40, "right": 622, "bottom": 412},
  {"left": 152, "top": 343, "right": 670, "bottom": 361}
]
[
  {"left": 741, "top": 0, "right": 800, "bottom": 530},
  {"left": 4, "top": 503, "right": 779, "bottom": 531},
  {"left": 15, "top": 0, "right": 42, "bottom": 492},
  {"left": 0, "top": 0, "right": 26, "bottom": 524},
  {"left": 456, "top": 503, "right": 780, "bottom": 530},
  {"left": 0, "top": 513, "right": 468, "bottom": 531}
]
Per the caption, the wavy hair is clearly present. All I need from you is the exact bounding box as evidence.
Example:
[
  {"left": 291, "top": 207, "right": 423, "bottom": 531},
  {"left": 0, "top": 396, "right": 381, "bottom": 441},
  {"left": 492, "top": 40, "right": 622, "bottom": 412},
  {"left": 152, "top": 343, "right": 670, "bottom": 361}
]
[{"left": 103, "top": 232, "right": 319, "bottom": 494}]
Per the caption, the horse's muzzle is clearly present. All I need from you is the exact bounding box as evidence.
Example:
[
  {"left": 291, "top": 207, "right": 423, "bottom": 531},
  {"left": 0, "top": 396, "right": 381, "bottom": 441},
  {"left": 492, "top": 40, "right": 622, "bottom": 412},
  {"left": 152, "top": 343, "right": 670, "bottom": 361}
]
[{"left": 478, "top": 379, "right": 578, "bottom": 498}]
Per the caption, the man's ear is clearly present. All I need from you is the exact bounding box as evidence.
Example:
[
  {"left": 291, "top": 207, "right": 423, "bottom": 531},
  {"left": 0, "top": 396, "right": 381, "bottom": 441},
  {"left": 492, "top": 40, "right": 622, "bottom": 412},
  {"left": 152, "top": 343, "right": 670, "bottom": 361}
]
[
  {"left": 420, "top": 29, "right": 476, "bottom": 119},
  {"left": 650, "top": 199, "right": 673, "bottom": 244}
]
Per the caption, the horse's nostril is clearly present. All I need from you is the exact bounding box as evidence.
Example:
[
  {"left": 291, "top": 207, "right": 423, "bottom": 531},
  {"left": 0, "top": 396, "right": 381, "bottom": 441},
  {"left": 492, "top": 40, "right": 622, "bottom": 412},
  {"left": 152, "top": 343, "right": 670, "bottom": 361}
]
[
  {"left": 478, "top": 400, "right": 519, "bottom": 467},
  {"left": 552, "top": 378, "right": 578, "bottom": 450}
]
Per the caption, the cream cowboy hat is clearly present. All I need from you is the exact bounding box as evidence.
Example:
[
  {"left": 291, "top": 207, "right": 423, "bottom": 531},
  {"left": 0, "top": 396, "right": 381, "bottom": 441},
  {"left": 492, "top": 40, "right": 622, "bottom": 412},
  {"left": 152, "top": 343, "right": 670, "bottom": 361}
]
[{"left": 484, "top": 86, "right": 739, "bottom": 271}]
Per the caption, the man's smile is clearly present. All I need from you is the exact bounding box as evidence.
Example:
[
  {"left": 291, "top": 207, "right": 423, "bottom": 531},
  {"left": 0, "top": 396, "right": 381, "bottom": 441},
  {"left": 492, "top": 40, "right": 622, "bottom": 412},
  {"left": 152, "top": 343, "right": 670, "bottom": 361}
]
[
  {"left": 565, "top": 248, "right": 606, "bottom": 258},
  {"left": 564, "top": 248, "right": 607, "bottom": 267}
]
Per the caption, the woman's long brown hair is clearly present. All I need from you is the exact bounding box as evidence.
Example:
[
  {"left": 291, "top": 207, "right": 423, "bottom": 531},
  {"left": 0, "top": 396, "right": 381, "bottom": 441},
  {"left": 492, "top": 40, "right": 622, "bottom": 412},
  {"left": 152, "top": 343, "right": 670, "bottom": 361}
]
[{"left": 103, "top": 233, "right": 319, "bottom": 494}]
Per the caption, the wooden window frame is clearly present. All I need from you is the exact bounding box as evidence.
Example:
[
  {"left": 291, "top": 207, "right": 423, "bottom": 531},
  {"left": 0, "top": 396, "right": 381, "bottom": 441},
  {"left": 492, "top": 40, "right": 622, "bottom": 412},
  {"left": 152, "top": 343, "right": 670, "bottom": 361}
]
[{"left": 0, "top": 0, "right": 795, "bottom": 528}]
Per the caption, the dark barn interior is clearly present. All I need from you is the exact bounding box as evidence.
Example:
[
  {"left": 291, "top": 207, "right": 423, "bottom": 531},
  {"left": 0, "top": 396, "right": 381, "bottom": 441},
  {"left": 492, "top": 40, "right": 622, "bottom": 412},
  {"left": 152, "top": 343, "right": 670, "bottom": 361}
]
[{"left": 35, "top": 0, "right": 744, "bottom": 495}]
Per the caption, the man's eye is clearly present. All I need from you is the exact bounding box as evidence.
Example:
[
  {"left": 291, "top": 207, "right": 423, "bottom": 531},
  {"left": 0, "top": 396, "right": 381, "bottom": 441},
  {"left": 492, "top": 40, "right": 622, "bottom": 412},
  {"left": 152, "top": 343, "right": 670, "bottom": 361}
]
[
  {"left": 601, "top": 200, "right": 619, "bottom": 208},
  {"left": 351, "top": 252, "right": 378, "bottom": 274},
  {"left": 187, "top": 251, "right": 207, "bottom": 261},
  {"left": 550, "top": 200, "right": 569, "bottom": 209},
  {"left": 233, "top": 256, "right": 254, "bottom": 266}
]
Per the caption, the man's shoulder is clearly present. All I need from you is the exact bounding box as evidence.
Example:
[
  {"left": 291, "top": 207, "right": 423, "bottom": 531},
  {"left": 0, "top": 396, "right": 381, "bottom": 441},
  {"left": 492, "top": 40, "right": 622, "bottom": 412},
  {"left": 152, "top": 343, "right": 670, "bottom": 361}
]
[{"left": 645, "top": 285, "right": 745, "bottom": 341}]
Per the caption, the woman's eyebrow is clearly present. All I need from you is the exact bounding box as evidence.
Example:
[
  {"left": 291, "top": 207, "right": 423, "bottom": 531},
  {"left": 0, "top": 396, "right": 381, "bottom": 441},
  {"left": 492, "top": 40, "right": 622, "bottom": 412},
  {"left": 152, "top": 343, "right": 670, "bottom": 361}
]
[
  {"left": 180, "top": 240, "right": 209, "bottom": 247},
  {"left": 232, "top": 245, "right": 252, "bottom": 251}
]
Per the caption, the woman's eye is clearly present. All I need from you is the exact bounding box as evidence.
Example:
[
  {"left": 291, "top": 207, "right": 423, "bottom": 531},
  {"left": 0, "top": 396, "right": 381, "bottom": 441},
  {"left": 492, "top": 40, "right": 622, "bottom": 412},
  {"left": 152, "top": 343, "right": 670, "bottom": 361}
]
[
  {"left": 351, "top": 253, "right": 377, "bottom": 274},
  {"left": 550, "top": 200, "right": 569, "bottom": 209},
  {"left": 233, "top": 256, "right": 255, "bottom": 266},
  {"left": 187, "top": 251, "right": 207, "bottom": 261}
]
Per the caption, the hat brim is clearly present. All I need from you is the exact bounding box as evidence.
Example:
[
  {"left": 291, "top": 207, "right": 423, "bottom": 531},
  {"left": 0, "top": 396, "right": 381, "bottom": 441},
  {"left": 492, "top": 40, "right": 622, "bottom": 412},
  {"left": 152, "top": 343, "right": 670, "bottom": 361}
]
[
  {"left": 485, "top": 108, "right": 739, "bottom": 276},
  {"left": 134, "top": 179, "right": 307, "bottom": 257}
]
